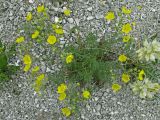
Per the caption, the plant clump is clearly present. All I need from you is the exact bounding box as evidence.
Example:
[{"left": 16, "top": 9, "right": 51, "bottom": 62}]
[{"left": 14, "top": 2, "right": 160, "bottom": 118}]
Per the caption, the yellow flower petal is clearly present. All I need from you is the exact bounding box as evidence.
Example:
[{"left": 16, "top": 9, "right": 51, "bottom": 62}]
[
  {"left": 32, "top": 66, "right": 40, "bottom": 73},
  {"left": 138, "top": 70, "right": 145, "bottom": 80},
  {"left": 16, "top": 36, "right": 25, "bottom": 43},
  {"left": 66, "top": 54, "right": 74, "bottom": 64},
  {"left": 58, "top": 92, "right": 66, "bottom": 101},
  {"left": 82, "top": 90, "right": 91, "bottom": 99},
  {"left": 61, "top": 107, "right": 71, "bottom": 117},
  {"left": 64, "top": 9, "right": 71, "bottom": 16},
  {"left": 23, "top": 54, "right": 32, "bottom": 65},
  {"left": 32, "top": 30, "right": 39, "bottom": 39},
  {"left": 105, "top": 11, "right": 115, "bottom": 21},
  {"left": 52, "top": 24, "right": 59, "bottom": 29},
  {"left": 112, "top": 83, "right": 122, "bottom": 92},
  {"left": 122, "top": 73, "right": 130, "bottom": 83},
  {"left": 122, "top": 6, "right": 132, "bottom": 14},
  {"left": 55, "top": 28, "right": 64, "bottom": 35},
  {"left": 35, "top": 74, "right": 45, "bottom": 93},
  {"left": 123, "top": 35, "right": 130, "bottom": 42},
  {"left": 37, "top": 5, "right": 45, "bottom": 13},
  {"left": 57, "top": 83, "right": 67, "bottom": 93},
  {"left": 122, "top": 23, "right": 132, "bottom": 34},
  {"left": 26, "top": 12, "right": 32, "bottom": 21},
  {"left": 118, "top": 54, "right": 127, "bottom": 62},
  {"left": 47, "top": 35, "right": 57, "bottom": 45},
  {"left": 24, "top": 64, "right": 31, "bottom": 72}
]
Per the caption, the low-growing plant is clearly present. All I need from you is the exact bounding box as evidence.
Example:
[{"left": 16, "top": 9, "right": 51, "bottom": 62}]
[
  {"left": 15, "top": 2, "right": 160, "bottom": 118},
  {"left": 50, "top": 32, "right": 120, "bottom": 86},
  {"left": 0, "top": 40, "right": 19, "bottom": 83}
]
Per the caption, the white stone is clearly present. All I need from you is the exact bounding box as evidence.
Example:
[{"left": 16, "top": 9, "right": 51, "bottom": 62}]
[
  {"left": 68, "top": 18, "right": 74, "bottom": 23},
  {"left": 95, "top": 14, "right": 104, "bottom": 19},
  {"left": 46, "top": 67, "right": 51, "bottom": 72},
  {"left": 87, "top": 7, "right": 93, "bottom": 11},
  {"left": 29, "top": 0, "right": 34, "bottom": 3},
  {"left": 95, "top": 97, "right": 99, "bottom": 101},
  {"left": 97, "top": 104, "right": 101, "bottom": 111},
  {"left": 75, "top": 18, "right": 80, "bottom": 26},
  {"left": 87, "top": 16, "right": 94, "bottom": 21},
  {"left": 54, "top": 17, "right": 59, "bottom": 23}
]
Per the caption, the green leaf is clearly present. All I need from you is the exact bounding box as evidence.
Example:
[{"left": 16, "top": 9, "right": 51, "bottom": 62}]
[
  {"left": 85, "top": 33, "right": 98, "bottom": 48},
  {"left": 6, "top": 43, "right": 17, "bottom": 57},
  {"left": 7, "top": 65, "right": 20, "bottom": 75},
  {"left": 0, "top": 40, "right": 3, "bottom": 47},
  {"left": 0, "top": 72, "right": 9, "bottom": 82},
  {"left": 0, "top": 53, "right": 8, "bottom": 71}
]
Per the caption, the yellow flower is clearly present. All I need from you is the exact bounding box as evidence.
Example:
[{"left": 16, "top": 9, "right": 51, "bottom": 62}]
[
  {"left": 105, "top": 11, "right": 115, "bottom": 21},
  {"left": 24, "top": 64, "right": 31, "bottom": 72},
  {"left": 35, "top": 74, "right": 45, "bottom": 92},
  {"left": 47, "top": 35, "right": 57, "bottom": 45},
  {"left": 118, "top": 54, "right": 127, "bottom": 62},
  {"left": 122, "top": 73, "right": 130, "bottom": 83},
  {"left": 26, "top": 12, "right": 32, "bottom": 21},
  {"left": 37, "top": 5, "right": 45, "bottom": 13},
  {"left": 123, "top": 35, "right": 130, "bottom": 42},
  {"left": 23, "top": 54, "right": 32, "bottom": 72},
  {"left": 55, "top": 28, "right": 64, "bottom": 35},
  {"left": 122, "top": 23, "right": 132, "bottom": 34},
  {"left": 32, "top": 66, "right": 40, "bottom": 73},
  {"left": 112, "top": 83, "right": 122, "bottom": 92},
  {"left": 66, "top": 54, "right": 74, "bottom": 64},
  {"left": 138, "top": 70, "right": 145, "bottom": 80},
  {"left": 58, "top": 92, "right": 66, "bottom": 101},
  {"left": 57, "top": 83, "right": 67, "bottom": 93},
  {"left": 64, "top": 9, "right": 71, "bottom": 16},
  {"left": 122, "top": 6, "right": 132, "bottom": 14},
  {"left": 23, "top": 54, "right": 32, "bottom": 65},
  {"left": 36, "top": 74, "right": 45, "bottom": 82},
  {"left": 32, "top": 30, "right": 39, "bottom": 39},
  {"left": 61, "top": 107, "right": 71, "bottom": 117},
  {"left": 16, "top": 36, "right": 25, "bottom": 43},
  {"left": 52, "top": 24, "right": 59, "bottom": 29},
  {"left": 82, "top": 90, "right": 91, "bottom": 99}
]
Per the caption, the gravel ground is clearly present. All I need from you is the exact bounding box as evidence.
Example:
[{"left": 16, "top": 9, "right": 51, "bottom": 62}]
[{"left": 0, "top": 0, "right": 160, "bottom": 120}]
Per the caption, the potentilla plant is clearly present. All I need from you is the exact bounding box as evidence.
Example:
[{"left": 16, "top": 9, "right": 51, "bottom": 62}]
[
  {"left": 15, "top": 2, "right": 93, "bottom": 117},
  {"left": 103, "top": 4, "right": 160, "bottom": 98},
  {"left": 15, "top": 1, "right": 160, "bottom": 118}
]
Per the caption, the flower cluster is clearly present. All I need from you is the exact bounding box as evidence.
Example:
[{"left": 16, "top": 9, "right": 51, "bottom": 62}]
[
  {"left": 57, "top": 83, "right": 67, "bottom": 101},
  {"left": 106, "top": 4, "right": 160, "bottom": 96},
  {"left": 57, "top": 82, "right": 91, "bottom": 117},
  {"left": 23, "top": 54, "right": 32, "bottom": 72}
]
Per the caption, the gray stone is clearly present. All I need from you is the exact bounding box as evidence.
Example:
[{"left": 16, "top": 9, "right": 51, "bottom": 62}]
[
  {"left": 0, "top": 0, "right": 160, "bottom": 120},
  {"left": 95, "top": 14, "right": 104, "bottom": 19}
]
